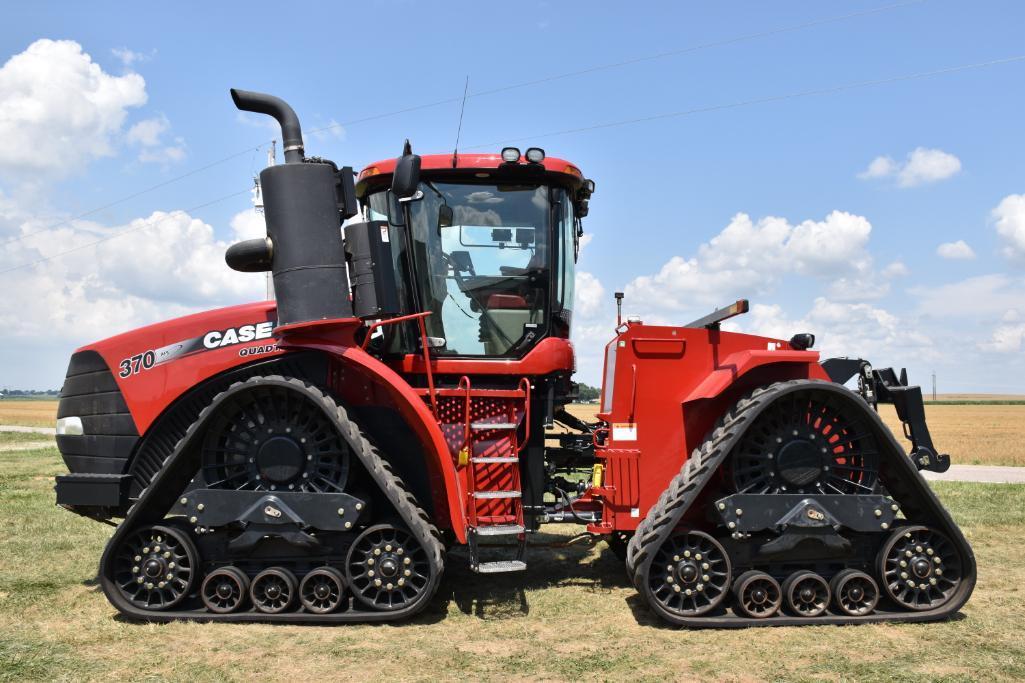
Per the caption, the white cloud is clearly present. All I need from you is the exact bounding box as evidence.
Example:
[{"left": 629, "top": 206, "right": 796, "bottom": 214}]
[
  {"left": 992, "top": 193, "right": 1025, "bottom": 262},
  {"left": 574, "top": 271, "right": 605, "bottom": 318},
  {"left": 625, "top": 210, "right": 880, "bottom": 313},
  {"left": 0, "top": 39, "right": 146, "bottom": 175},
  {"left": 936, "top": 240, "right": 976, "bottom": 260},
  {"left": 980, "top": 309, "right": 1025, "bottom": 353},
  {"left": 1, "top": 208, "right": 263, "bottom": 342},
  {"left": 126, "top": 114, "right": 186, "bottom": 164},
  {"left": 882, "top": 261, "right": 909, "bottom": 278},
  {"left": 858, "top": 147, "right": 961, "bottom": 187},
  {"left": 111, "top": 47, "right": 153, "bottom": 67},
  {"left": 735, "top": 297, "right": 934, "bottom": 363},
  {"left": 912, "top": 273, "right": 1025, "bottom": 318}
]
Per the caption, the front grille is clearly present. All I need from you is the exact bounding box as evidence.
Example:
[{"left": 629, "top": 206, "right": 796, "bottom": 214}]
[{"left": 57, "top": 351, "right": 139, "bottom": 474}]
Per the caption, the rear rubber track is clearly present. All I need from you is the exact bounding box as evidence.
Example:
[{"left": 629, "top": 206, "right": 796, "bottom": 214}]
[
  {"left": 625, "top": 379, "right": 976, "bottom": 628},
  {"left": 98, "top": 375, "right": 445, "bottom": 623}
]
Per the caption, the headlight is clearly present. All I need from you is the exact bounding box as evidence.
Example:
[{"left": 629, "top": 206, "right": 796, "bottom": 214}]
[
  {"left": 501, "top": 147, "right": 521, "bottom": 163},
  {"left": 56, "top": 416, "right": 84, "bottom": 436},
  {"left": 524, "top": 147, "right": 545, "bottom": 163}
]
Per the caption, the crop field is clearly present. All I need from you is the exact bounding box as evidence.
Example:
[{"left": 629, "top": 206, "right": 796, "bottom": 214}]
[{"left": 1, "top": 444, "right": 1024, "bottom": 681}]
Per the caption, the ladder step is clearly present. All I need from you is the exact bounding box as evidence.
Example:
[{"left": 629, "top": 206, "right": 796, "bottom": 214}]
[
  {"left": 471, "top": 524, "right": 524, "bottom": 537},
  {"left": 473, "top": 560, "right": 527, "bottom": 574},
  {"left": 471, "top": 422, "right": 518, "bottom": 432},
  {"left": 471, "top": 456, "right": 519, "bottom": 464},
  {"left": 472, "top": 490, "right": 521, "bottom": 499}
]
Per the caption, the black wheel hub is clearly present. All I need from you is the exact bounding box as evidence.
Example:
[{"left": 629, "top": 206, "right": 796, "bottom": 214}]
[
  {"left": 646, "top": 530, "right": 731, "bottom": 617},
  {"left": 346, "top": 524, "right": 432, "bottom": 611},
  {"left": 200, "top": 384, "right": 351, "bottom": 494},
  {"left": 730, "top": 389, "right": 880, "bottom": 495},
  {"left": 216, "top": 581, "right": 235, "bottom": 599},
  {"left": 879, "top": 526, "right": 962, "bottom": 611},
  {"left": 113, "top": 525, "right": 197, "bottom": 611}
]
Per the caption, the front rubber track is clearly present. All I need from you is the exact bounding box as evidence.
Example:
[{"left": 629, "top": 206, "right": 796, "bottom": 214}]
[
  {"left": 97, "top": 375, "right": 445, "bottom": 624},
  {"left": 624, "top": 379, "right": 976, "bottom": 628}
]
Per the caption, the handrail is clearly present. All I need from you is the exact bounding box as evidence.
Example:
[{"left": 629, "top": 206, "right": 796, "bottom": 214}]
[
  {"left": 360, "top": 311, "right": 437, "bottom": 414},
  {"left": 457, "top": 375, "right": 472, "bottom": 458},
  {"left": 517, "top": 377, "right": 532, "bottom": 453}
]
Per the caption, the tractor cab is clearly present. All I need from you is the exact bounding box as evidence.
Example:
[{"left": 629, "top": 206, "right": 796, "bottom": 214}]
[{"left": 355, "top": 148, "right": 593, "bottom": 359}]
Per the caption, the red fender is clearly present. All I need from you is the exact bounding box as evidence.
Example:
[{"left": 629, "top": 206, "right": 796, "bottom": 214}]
[
  {"left": 276, "top": 323, "right": 467, "bottom": 543},
  {"left": 684, "top": 349, "right": 828, "bottom": 402}
]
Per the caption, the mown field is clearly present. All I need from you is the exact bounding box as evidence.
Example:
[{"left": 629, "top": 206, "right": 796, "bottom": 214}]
[
  {"left": 6, "top": 397, "right": 1025, "bottom": 466},
  {"left": 2, "top": 444, "right": 1025, "bottom": 681}
]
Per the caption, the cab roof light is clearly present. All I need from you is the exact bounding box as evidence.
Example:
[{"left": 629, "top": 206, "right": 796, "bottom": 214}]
[
  {"left": 563, "top": 164, "right": 582, "bottom": 178},
  {"left": 525, "top": 147, "right": 545, "bottom": 163},
  {"left": 501, "top": 147, "right": 521, "bottom": 163},
  {"left": 358, "top": 166, "right": 380, "bottom": 180}
]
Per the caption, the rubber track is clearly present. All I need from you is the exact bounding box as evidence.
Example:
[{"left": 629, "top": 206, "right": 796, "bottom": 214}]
[
  {"left": 624, "top": 379, "right": 976, "bottom": 628},
  {"left": 98, "top": 375, "right": 445, "bottom": 623}
]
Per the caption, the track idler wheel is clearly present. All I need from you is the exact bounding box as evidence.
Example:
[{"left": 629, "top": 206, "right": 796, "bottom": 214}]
[
  {"left": 643, "top": 530, "right": 732, "bottom": 618},
  {"left": 732, "top": 570, "right": 782, "bottom": 618},
  {"left": 251, "top": 567, "right": 298, "bottom": 613},
  {"left": 346, "top": 523, "right": 433, "bottom": 612},
  {"left": 112, "top": 524, "right": 198, "bottom": 611},
  {"left": 300, "top": 567, "right": 347, "bottom": 614},
  {"left": 878, "top": 526, "right": 962, "bottom": 611},
  {"left": 201, "top": 566, "right": 250, "bottom": 613},
  {"left": 782, "top": 571, "right": 830, "bottom": 617},
  {"left": 830, "top": 568, "right": 879, "bottom": 616}
]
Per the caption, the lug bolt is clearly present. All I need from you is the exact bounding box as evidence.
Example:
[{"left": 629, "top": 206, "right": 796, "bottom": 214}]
[
  {"left": 397, "top": 578, "right": 405, "bottom": 587},
  {"left": 821, "top": 448, "right": 828, "bottom": 454},
  {"left": 307, "top": 455, "right": 313, "bottom": 461},
  {"left": 936, "top": 569, "right": 943, "bottom": 576},
  {"left": 891, "top": 504, "right": 899, "bottom": 511},
  {"left": 702, "top": 563, "right": 709, "bottom": 570},
  {"left": 881, "top": 523, "right": 889, "bottom": 530},
  {"left": 702, "top": 574, "right": 710, "bottom": 582},
  {"left": 158, "top": 581, "right": 165, "bottom": 588},
  {"left": 356, "top": 503, "right": 363, "bottom": 511},
  {"left": 396, "top": 548, "right": 404, "bottom": 555},
  {"left": 673, "top": 555, "right": 680, "bottom": 562},
  {"left": 695, "top": 553, "right": 702, "bottom": 561},
  {"left": 132, "top": 566, "right": 139, "bottom": 573},
  {"left": 933, "top": 557, "right": 942, "bottom": 564},
  {"left": 900, "top": 572, "right": 909, "bottom": 579},
  {"left": 728, "top": 522, "right": 736, "bottom": 529},
  {"left": 367, "top": 558, "right": 374, "bottom": 565},
  {"left": 685, "top": 588, "right": 693, "bottom": 596},
  {"left": 145, "top": 582, "right": 154, "bottom": 589},
  {"left": 404, "top": 569, "right": 411, "bottom": 577},
  {"left": 696, "top": 584, "right": 704, "bottom": 591},
  {"left": 919, "top": 583, "right": 928, "bottom": 590},
  {"left": 197, "top": 503, "right": 205, "bottom": 511},
  {"left": 166, "top": 573, "right": 173, "bottom": 580},
  {"left": 374, "top": 579, "right": 382, "bottom": 587},
  {"left": 874, "top": 509, "right": 882, "bottom": 517},
  {"left": 142, "top": 547, "right": 150, "bottom": 554},
  {"left": 666, "top": 576, "right": 674, "bottom": 583},
  {"left": 673, "top": 584, "right": 681, "bottom": 593},
  {"left": 906, "top": 580, "right": 915, "bottom": 588},
  {"left": 900, "top": 560, "right": 907, "bottom": 568},
  {"left": 180, "top": 498, "right": 188, "bottom": 505},
  {"left": 168, "top": 562, "right": 175, "bottom": 569},
  {"left": 905, "top": 550, "right": 913, "bottom": 558},
  {"left": 776, "top": 437, "right": 783, "bottom": 443},
  {"left": 344, "top": 522, "right": 352, "bottom": 529},
  {"left": 386, "top": 583, "right": 393, "bottom": 590},
  {"left": 189, "top": 516, "right": 197, "bottom": 523},
  {"left": 337, "top": 508, "right": 345, "bottom": 516},
  {"left": 735, "top": 509, "right": 743, "bottom": 516},
  {"left": 302, "top": 473, "right": 309, "bottom": 478},
  {"left": 717, "top": 503, "right": 726, "bottom": 511},
  {"left": 929, "top": 578, "right": 937, "bottom": 586},
  {"left": 926, "top": 548, "right": 934, "bottom": 556},
  {"left": 134, "top": 555, "right": 141, "bottom": 562},
  {"left": 368, "top": 570, "right": 375, "bottom": 577},
  {"left": 915, "top": 545, "right": 923, "bottom": 553},
  {"left": 385, "top": 545, "right": 393, "bottom": 551},
  {"left": 374, "top": 548, "right": 381, "bottom": 556},
  {"left": 403, "top": 557, "right": 411, "bottom": 565},
  {"left": 667, "top": 565, "right": 674, "bottom": 572},
  {"left": 136, "top": 577, "right": 144, "bottom": 584},
  {"left": 684, "top": 550, "right": 691, "bottom": 558}
]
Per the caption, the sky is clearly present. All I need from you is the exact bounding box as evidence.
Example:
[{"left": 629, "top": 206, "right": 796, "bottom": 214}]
[{"left": 1, "top": 0, "right": 1023, "bottom": 392}]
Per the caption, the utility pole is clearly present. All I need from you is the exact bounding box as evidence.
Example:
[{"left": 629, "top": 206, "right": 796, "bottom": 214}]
[
  {"left": 932, "top": 371, "right": 937, "bottom": 401},
  {"left": 253, "top": 141, "right": 276, "bottom": 301}
]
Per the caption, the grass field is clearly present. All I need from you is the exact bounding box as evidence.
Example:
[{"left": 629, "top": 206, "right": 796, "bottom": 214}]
[{"left": 1, "top": 445, "right": 1024, "bottom": 681}]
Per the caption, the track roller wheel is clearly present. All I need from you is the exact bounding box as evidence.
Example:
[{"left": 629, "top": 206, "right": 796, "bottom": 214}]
[
  {"left": 732, "top": 570, "right": 782, "bottom": 618},
  {"left": 250, "top": 567, "right": 298, "bottom": 613},
  {"left": 642, "top": 530, "right": 732, "bottom": 619},
  {"left": 300, "top": 567, "right": 347, "bottom": 614},
  {"left": 112, "top": 524, "right": 198, "bottom": 611},
  {"left": 878, "top": 526, "right": 962, "bottom": 611},
  {"left": 782, "top": 571, "right": 830, "bottom": 617},
  {"left": 201, "top": 566, "right": 250, "bottom": 613},
  {"left": 830, "top": 569, "right": 879, "bottom": 616},
  {"left": 346, "top": 523, "right": 433, "bottom": 611}
]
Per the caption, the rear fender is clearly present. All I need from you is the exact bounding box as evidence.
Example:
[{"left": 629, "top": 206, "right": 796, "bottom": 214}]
[{"left": 295, "top": 341, "right": 467, "bottom": 542}]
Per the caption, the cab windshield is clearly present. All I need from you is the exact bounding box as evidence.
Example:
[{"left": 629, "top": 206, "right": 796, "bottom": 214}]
[{"left": 368, "top": 181, "right": 565, "bottom": 356}]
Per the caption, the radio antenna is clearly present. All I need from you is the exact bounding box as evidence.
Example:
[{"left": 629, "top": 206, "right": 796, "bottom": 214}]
[{"left": 451, "top": 75, "right": 470, "bottom": 168}]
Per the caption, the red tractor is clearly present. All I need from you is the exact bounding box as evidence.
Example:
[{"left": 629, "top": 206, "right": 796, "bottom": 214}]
[{"left": 54, "top": 90, "right": 974, "bottom": 626}]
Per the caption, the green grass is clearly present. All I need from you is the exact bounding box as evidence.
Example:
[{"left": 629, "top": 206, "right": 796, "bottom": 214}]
[{"left": 2, "top": 447, "right": 1024, "bottom": 682}]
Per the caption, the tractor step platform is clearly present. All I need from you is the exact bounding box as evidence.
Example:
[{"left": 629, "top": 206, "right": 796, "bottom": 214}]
[
  {"left": 471, "top": 421, "right": 518, "bottom": 431},
  {"left": 471, "top": 456, "right": 519, "bottom": 463},
  {"left": 471, "top": 524, "right": 524, "bottom": 536},
  {"left": 473, "top": 560, "right": 527, "bottom": 574},
  {"left": 472, "top": 490, "right": 521, "bottom": 499}
]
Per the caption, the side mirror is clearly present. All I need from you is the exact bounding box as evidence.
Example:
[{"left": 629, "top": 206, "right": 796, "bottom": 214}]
[{"left": 391, "top": 139, "right": 421, "bottom": 199}]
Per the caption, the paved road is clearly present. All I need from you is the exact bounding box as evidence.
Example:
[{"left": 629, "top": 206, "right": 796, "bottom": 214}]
[
  {"left": 922, "top": 465, "right": 1025, "bottom": 484},
  {"left": 1, "top": 424, "right": 1023, "bottom": 483},
  {"left": 0, "top": 425, "right": 55, "bottom": 435}
]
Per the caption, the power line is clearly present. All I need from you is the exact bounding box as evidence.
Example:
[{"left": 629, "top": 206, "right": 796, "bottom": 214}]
[
  {"left": 304, "top": 0, "right": 927, "bottom": 138},
  {"left": 1, "top": 0, "right": 922, "bottom": 249},
  {"left": 2, "top": 145, "right": 267, "bottom": 247},
  {"left": 465, "top": 54, "right": 1025, "bottom": 149},
  {"left": 0, "top": 188, "right": 251, "bottom": 276}
]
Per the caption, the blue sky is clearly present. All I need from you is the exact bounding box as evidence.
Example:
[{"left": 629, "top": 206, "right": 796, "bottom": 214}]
[{"left": 1, "top": 0, "right": 1023, "bottom": 391}]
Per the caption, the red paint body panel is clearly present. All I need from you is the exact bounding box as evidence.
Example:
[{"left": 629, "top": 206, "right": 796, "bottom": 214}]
[
  {"left": 356, "top": 153, "right": 585, "bottom": 195},
  {"left": 387, "top": 337, "right": 574, "bottom": 377},
  {"left": 590, "top": 322, "right": 829, "bottom": 533}
]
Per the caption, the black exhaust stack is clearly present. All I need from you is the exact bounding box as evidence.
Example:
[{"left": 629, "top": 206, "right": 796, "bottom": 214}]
[{"left": 227, "top": 89, "right": 356, "bottom": 326}]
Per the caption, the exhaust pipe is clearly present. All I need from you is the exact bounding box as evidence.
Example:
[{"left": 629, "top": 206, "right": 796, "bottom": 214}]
[
  {"left": 228, "top": 88, "right": 352, "bottom": 325},
  {"left": 230, "top": 88, "right": 304, "bottom": 163}
]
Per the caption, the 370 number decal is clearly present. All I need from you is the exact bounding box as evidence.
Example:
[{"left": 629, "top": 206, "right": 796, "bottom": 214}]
[{"left": 118, "top": 350, "right": 155, "bottom": 378}]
